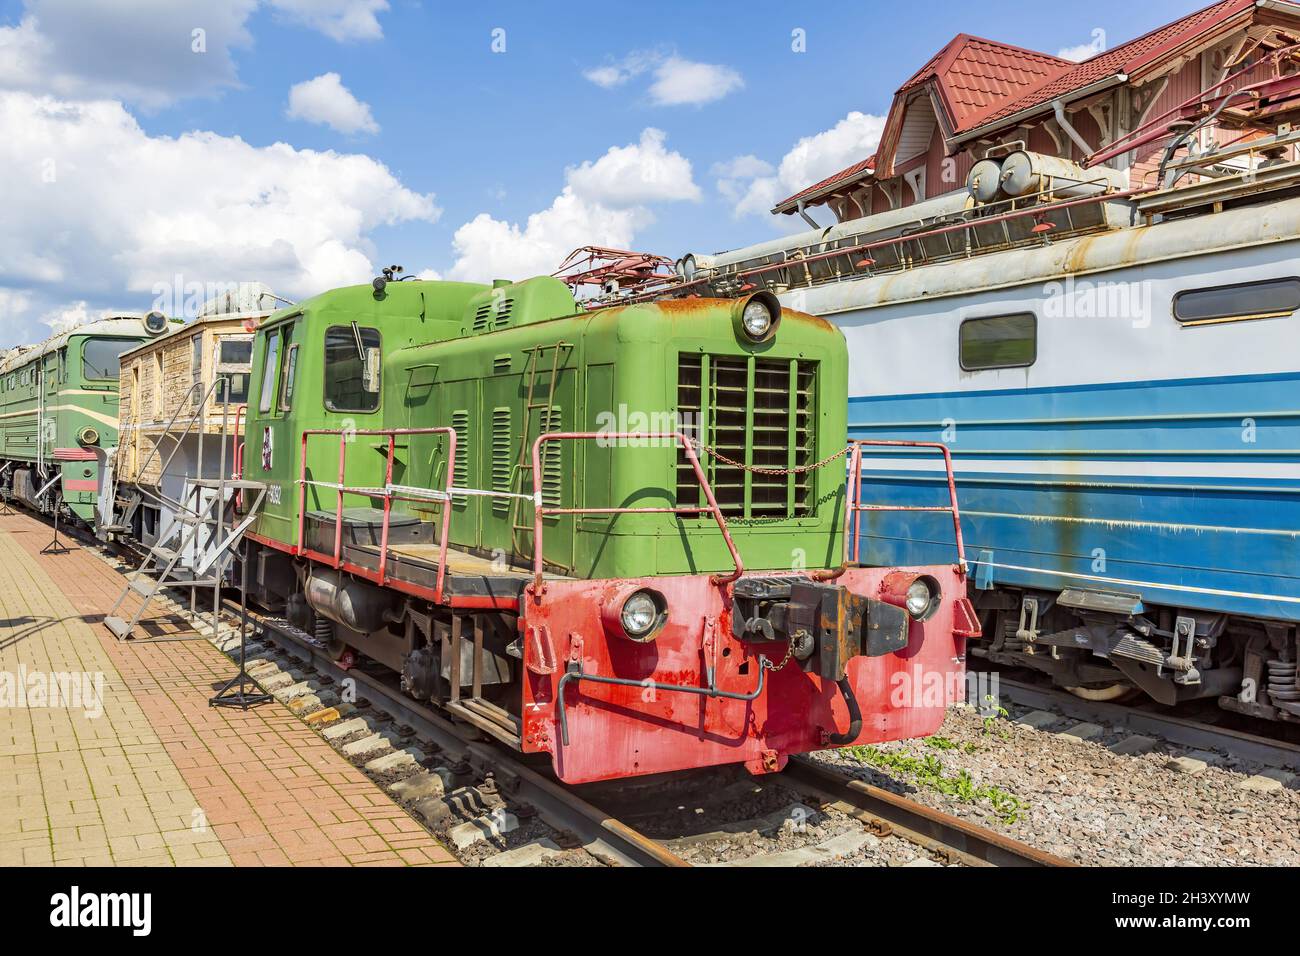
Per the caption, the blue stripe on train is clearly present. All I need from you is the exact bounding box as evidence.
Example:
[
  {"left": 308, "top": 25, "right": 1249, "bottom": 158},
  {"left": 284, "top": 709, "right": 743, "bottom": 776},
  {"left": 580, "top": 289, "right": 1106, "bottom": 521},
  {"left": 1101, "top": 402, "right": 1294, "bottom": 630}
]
[{"left": 847, "top": 372, "right": 1300, "bottom": 623}]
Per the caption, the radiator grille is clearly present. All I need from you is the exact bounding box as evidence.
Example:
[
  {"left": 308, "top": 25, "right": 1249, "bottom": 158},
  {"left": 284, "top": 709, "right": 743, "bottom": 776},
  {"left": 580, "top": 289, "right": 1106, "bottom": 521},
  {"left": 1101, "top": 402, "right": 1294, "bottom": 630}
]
[
  {"left": 450, "top": 409, "right": 470, "bottom": 508},
  {"left": 490, "top": 407, "right": 512, "bottom": 516},
  {"left": 677, "top": 354, "right": 817, "bottom": 519},
  {"left": 472, "top": 298, "right": 514, "bottom": 332}
]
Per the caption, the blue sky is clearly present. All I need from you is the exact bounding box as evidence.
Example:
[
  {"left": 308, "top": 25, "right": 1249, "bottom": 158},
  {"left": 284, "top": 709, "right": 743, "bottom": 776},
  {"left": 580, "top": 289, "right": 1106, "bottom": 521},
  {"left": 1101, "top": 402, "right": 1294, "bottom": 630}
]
[{"left": 0, "top": 0, "right": 1198, "bottom": 345}]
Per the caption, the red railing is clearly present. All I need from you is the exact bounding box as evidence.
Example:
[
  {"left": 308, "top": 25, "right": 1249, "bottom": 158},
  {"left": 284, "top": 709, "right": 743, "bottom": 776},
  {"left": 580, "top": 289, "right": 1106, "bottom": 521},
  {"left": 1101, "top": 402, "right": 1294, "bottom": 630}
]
[
  {"left": 298, "top": 427, "right": 460, "bottom": 602},
  {"left": 292, "top": 429, "right": 963, "bottom": 601},
  {"left": 846, "top": 440, "right": 967, "bottom": 573},
  {"left": 530, "top": 431, "right": 744, "bottom": 589}
]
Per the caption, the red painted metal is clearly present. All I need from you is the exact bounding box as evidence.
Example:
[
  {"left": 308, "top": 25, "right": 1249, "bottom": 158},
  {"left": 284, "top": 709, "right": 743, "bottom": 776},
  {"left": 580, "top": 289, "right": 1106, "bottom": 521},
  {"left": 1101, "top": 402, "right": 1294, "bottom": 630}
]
[
  {"left": 63, "top": 478, "right": 97, "bottom": 492},
  {"left": 53, "top": 448, "right": 97, "bottom": 461},
  {"left": 530, "top": 432, "right": 744, "bottom": 591},
  {"left": 298, "top": 427, "right": 458, "bottom": 602},
  {"left": 847, "top": 439, "right": 967, "bottom": 572},
  {"left": 519, "top": 564, "right": 970, "bottom": 784},
  {"left": 553, "top": 246, "right": 676, "bottom": 294}
]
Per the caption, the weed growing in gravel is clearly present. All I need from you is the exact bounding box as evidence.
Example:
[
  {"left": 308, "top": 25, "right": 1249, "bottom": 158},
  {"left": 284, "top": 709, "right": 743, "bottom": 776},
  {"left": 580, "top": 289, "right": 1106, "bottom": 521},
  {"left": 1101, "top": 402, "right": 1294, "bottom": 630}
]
[
  {"left": 839, "top": 745, "right": 1028, "bottom": 825},
  {"left": 981, "top": 698, "right": 1011, "bottom": 738},
  {"left": 924, "top": 736, "right": 979, "bottom": 754}
]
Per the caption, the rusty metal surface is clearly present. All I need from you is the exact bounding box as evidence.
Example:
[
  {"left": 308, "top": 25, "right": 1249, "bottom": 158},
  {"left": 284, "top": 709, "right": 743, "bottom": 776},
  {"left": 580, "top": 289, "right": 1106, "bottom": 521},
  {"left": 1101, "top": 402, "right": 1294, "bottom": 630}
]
[{"left": 783, "top": 755, "right": 1073, "bottom": 867}]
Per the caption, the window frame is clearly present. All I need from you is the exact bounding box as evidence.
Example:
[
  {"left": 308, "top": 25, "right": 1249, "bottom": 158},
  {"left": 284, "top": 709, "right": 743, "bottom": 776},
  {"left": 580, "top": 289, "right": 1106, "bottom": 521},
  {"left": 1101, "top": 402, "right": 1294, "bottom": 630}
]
[
  {"left": 214, "top": 333, "right": 253, "bottom": 407},
  {"left": 278, "top": 343, "right": 299, "bottom": 411},
  {"left": 80, "top": 337, "right": 133, "bottom": 383},
  {"left": 258, "top": 329, "right": 281, "bottom": 414},
  {"left": 1172, "top": 276, "right": 1300, "bottom": 326},
  {"left": 322, "top": 325, "right": 382, "bottom": 415},
  {"left": 959, "top": 312, "right": 1038, "bottom": 372}
]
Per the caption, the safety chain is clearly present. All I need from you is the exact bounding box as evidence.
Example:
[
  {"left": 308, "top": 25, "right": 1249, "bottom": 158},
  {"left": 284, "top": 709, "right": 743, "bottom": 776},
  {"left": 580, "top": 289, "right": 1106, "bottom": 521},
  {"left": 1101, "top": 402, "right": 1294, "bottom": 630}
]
[
  {"left": 761, "top": 633, "right": 799, "bottom": 673},
  {"left": 692, "top": 439, "right": 852, "bottom": 477}
]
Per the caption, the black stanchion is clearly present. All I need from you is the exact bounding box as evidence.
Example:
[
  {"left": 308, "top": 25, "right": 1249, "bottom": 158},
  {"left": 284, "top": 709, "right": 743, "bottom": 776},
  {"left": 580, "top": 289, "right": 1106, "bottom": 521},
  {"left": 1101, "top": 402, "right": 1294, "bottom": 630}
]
[
  {"left": 209, "top": 543, "right": 271, "bottom": 710},
  {"left": 40, "top": 507, "right": 69, "bottom": 555}
]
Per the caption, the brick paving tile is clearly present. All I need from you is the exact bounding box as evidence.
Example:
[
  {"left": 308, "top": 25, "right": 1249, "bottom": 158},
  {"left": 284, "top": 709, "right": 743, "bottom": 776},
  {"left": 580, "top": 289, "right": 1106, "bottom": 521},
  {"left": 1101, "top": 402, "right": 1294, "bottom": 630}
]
[{"left": 0, "top": 512, "right": 459, "bottom": 867}]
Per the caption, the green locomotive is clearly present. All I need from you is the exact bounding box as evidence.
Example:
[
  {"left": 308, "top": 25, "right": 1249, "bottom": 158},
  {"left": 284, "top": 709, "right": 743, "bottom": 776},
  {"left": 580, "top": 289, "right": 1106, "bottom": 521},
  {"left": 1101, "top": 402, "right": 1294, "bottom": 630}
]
[
  {"left": 0, "top": 316, "right": 168, "bottom": 523},
  {"left": 239, "top": 275, "right": 976, "bottom": 783}
]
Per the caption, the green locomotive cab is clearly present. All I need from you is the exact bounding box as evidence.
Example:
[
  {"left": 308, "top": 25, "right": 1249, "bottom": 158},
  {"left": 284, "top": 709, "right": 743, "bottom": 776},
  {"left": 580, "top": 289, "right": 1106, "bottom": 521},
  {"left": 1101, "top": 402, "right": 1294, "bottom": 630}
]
[
  {"left": 242, "top": 277, "right": 847, "bottom": 588},
  {"left": 0, "top": 319, "right": 157, "bottom": 524},
  {"left": 239, "top": 276, "right": 973, "bottom": 783}
]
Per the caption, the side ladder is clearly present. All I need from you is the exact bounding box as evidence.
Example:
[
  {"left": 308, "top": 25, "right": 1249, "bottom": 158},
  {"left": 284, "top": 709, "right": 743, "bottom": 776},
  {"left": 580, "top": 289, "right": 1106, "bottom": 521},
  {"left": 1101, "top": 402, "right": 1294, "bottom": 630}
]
[{"left": 508, "top": 341, "right": 570, "bottom": 559}]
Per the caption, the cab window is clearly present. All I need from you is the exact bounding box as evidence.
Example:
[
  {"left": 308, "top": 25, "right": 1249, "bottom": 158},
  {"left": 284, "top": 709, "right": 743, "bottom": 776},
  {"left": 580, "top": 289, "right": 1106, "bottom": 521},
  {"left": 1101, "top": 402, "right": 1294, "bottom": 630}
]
[
  {"left": 82, "top": 338, "right": 133, "bottom": 381},
  {"left": 324, "top": 326, "right": 381, "bottom": 413},
  {"left": 258, "top": 330, "right": 281, "bottom": 413},
  {"left": 279, "top": 344, "right": 298, "bottom": 411}
]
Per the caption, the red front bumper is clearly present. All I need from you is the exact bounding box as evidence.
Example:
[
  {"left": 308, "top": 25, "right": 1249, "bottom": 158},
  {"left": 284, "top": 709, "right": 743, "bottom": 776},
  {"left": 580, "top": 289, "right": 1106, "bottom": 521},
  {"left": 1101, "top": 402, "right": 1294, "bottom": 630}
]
[{"left": 518, "top": 566, "right": 975, "bottom": 784}]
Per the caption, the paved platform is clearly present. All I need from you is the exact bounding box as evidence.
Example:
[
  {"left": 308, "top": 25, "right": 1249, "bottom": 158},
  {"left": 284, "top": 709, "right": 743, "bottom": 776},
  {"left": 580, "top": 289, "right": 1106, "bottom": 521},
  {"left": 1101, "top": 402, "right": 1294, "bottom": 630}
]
[{"left": 0, "top": 511, "right": 458, "bottom": 867}]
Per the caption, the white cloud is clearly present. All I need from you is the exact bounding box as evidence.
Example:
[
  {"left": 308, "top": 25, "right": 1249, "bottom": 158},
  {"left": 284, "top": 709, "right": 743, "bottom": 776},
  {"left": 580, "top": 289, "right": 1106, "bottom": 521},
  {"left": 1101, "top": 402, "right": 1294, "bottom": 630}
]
[
  {"left": 40, "top": 300, "right": 104, "bottom": 335},
  {"left": 0, "top": 1, "right": 256, "bottom": 109},
  {"left": 287, "top": 72, "right": 379, "bottom": 134},
  {"left": 582, "top": 49, "right": 661, "bottom": 89},
  {"left": 1059, "top": 29, "right": 1107, "bottom": 62},
  {"left": 0, "top": 289, "right": 31, "bottom": 324},
  {"left": 448, "top": 128, "right": 699, "bottom": 283},
  {"left": 266, "top": 0, "right": 388, "bottom": 42},
  {"left": 721, "top": 111, "right": 885, "bottom": 221},
  {"left": 0, "top": 0, "right": 386, "bottom": 110},
  {"left": 649, "top": 56, "right": 743, "bottom": 107},
  {"left": 566, "top": 128, "right": 701, "bottom": 205},
  {"left": 0, "top": 90, "right": 439, "bottom": 336},
  {"left": 583, "top": 49, "right": 743, "bottom": 106}
]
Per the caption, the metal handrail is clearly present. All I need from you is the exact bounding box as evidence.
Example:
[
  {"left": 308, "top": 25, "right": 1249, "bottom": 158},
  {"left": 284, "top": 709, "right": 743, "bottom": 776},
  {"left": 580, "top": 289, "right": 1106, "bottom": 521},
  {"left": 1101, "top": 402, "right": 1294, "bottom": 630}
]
[
  {"left": 530, "top": 431, "right": 744, "bottom": 590},
  {"left": 129, "top": 376, "right": 232, "bottom": 517},
  {"left": 298, "top": 427, "right": 466, "bottom": 602},
  {"left": 847, "top": 439, "right": 966, "bottom": 573}
]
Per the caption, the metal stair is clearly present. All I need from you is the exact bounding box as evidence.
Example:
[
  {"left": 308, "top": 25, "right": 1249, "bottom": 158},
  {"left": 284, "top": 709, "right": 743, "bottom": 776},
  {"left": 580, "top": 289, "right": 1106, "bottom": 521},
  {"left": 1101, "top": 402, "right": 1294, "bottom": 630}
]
[
  {"left": 104, "top": 373, "right": 264, "bottom": 642},
  {"left": 104, "top": 478, "right": 266, "bottom": 641}
]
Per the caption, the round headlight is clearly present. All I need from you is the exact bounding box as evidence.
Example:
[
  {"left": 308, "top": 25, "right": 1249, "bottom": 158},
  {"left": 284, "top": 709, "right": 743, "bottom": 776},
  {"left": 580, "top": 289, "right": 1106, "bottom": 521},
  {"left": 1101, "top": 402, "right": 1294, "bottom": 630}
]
[
  {"left": 905, "top": 579, "right": 936, "bottom": 620},
  {"left": 621, "top": 590, "right": 660, "bottom": 639},
  {"left": 742, "top": 301, "right": 773, "bottom": 339}
]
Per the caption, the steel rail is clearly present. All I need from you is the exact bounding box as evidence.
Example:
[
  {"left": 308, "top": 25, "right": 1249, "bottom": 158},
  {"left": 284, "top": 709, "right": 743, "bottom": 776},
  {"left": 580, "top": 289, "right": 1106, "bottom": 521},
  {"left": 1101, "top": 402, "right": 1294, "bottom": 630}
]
[
  {"left": 782, "top": 755, "right": 1072, "bottom": 868},
  {"left": 228, "top": 603, "right": 690, "bottom": 868}
]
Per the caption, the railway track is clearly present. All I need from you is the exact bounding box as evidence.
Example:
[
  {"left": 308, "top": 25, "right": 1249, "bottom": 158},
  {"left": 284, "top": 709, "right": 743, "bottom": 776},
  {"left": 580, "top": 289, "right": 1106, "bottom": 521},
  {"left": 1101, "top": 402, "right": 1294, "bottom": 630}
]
[{"left": 59, "top": 516, "right": 1069, "bottom": 867}]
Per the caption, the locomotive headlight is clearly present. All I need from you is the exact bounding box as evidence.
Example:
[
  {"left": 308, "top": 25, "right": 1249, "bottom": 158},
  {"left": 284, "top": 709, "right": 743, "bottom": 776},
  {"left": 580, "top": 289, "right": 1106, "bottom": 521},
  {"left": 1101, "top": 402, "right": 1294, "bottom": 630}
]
[
  {"left": 905, "top": 580, "right": 934, "bottom": 619},
  {"left": 879, "top": 571, "right": 941, "bottom": 622},
  {"left": 621, "top": 591, "right": 661, "bottom": 638},
  {"left": 742, "top": 301, "right": 772, "bottom": 338},
  {"left": 732, "top": 291, "right": 782, "bottom": 345},
  {"left": 602, "top": 586, "right": 667, "bottom": 642}
]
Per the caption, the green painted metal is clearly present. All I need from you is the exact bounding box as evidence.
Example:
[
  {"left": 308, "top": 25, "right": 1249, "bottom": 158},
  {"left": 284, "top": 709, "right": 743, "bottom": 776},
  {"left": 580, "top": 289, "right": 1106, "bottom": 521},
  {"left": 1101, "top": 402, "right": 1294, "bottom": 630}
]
[
  {"left": 0, "top": 320, "right": 150, "bottom": 522},
  {"left": 244, "top": 277, "right": 850, "bottom": 580}
]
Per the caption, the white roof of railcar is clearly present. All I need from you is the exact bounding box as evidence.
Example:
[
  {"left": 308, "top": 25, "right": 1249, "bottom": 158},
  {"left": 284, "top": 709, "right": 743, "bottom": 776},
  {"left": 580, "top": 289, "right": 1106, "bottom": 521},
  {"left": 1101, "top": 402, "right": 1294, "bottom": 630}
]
[{"left": 0, "top": 316, "right": 152, "bottom": 375}]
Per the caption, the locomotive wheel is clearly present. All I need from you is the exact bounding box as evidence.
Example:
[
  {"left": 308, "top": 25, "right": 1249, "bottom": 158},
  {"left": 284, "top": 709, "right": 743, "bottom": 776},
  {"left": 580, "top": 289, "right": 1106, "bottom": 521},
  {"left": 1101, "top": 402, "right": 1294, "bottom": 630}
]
[{"left": 1064, "top": 683, "right": 1141, "bottom": 703}]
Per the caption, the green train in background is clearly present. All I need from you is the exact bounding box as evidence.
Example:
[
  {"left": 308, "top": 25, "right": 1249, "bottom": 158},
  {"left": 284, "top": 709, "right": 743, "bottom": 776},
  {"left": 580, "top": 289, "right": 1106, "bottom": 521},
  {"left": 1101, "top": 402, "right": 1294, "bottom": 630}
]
[
  {"left": 238, "top": 275, "right": 977, "bottom": 783},
  {"left": 0, "top": 314, "right": 170, "bottom": 523}
]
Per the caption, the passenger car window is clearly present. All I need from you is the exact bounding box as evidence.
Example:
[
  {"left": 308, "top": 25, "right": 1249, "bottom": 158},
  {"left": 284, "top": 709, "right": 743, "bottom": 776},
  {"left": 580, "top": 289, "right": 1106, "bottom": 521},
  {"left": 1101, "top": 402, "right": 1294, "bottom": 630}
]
[
  {"left": 1173, "top": 277, "right": 1300, "bottom": 325},
  {"left": 258, "top": 330, "right": 281, "bottom": 413},
  {"left": 324, "top": 326, "right": 381, "bottom": 413},
  {"left": 959, "top": 314, "right": 1037, "bottom": 370}
]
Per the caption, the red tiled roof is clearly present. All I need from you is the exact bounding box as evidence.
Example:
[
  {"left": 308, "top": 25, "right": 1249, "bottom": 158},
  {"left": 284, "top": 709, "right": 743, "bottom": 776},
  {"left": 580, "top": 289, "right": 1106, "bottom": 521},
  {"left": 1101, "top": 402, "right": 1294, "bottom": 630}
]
[
  {"left": 774, "top": 154, "right": 876, "bottom": 212},
  {"left": 773, "top": 0, "right": 1259, "bottom": 213},
  {"left": 903, "top": 34, "right": 1073, "bottom": 132},
  {"left": 967, "top": 0, "right": 1253, "bottom": 131}
]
